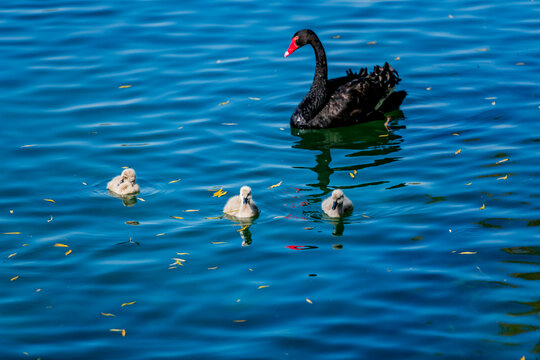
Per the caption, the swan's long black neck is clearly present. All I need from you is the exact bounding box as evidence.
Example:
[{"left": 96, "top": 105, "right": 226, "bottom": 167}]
[{"left": 298, "top": 35, "right": 328, "bottom": 121}]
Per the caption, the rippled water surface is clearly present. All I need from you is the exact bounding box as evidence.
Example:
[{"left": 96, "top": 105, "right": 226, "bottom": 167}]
[{"left": 1, "top": 1, "right": 539, "bottom": 359}]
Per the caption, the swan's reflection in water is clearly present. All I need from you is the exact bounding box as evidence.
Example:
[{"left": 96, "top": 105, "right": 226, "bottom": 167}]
[
  {"left": 223, "top": 214, "right": 258, "bottom": 246},
  {"left": 107, "top": 191, "right": 138, "bottom": 207},
  {"left": 291, "top": 116, "right": 405, "bottom": 235}
]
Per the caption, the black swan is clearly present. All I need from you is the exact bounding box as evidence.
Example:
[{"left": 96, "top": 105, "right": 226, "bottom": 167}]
[{"left": 284, "top": 29, "right": 406, "bottom": 129}]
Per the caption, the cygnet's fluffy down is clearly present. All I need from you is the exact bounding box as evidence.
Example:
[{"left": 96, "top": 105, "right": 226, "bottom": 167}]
[
  {"left": 223, "top": 186, "right": 259, "bottom": 218},
  {"left": 322, "top": 189, "right": 353, "bottom": 217},
  {"left": 107, "top": 168, "right": 140, "bottom": 196}
]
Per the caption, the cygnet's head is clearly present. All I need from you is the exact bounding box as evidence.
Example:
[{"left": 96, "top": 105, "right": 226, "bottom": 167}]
[
  {"left": 121, "top": 168, "right": 137, "bottom": 184},
  {"left": 240, "top": 186, "right": 252, "bottom": 204},
  {"left": 331, "top": 189, "right": 345, "bottom": 210}
]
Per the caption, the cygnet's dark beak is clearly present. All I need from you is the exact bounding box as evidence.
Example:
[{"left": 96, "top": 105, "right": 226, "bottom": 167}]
[
  {"left": 242, "top": 197, "right": 249, "bottom": 205},
  {"left": 332, "top": 201, "right": 337, "bottom": 210}
]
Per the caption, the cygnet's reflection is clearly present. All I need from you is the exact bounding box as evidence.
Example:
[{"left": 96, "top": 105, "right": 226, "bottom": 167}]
[
  {"left": 223, "top": 214, "right": 257, "bottom": 246},
  {"left": 107, "top": 191, "right": 138, "bottom": 207}
]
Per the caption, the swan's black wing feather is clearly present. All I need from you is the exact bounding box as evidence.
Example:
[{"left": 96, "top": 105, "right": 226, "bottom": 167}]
[{"left": 305, "top": 63, "right": 404, "bottom": 129}]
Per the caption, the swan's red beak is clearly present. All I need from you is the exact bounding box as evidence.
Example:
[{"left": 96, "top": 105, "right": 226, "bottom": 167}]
[{"left": 284, "top": 36, "right": 299, "bottom": 57}]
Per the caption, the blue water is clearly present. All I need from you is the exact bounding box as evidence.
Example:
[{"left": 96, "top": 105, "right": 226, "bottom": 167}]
[{"left": 1, "top": 1, "right": 539, "bottom": 359}]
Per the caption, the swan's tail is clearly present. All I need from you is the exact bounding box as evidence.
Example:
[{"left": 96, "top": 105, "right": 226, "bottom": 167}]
[
  {"left": 369, "top": 62, "right": 401, "bottom": 89},
  {"left": 369, "top": 62, "right": 406, "bottom": 112}
]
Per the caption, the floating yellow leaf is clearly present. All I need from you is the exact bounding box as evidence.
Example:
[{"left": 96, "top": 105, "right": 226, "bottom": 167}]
[
  {"left": 65, "top": 249, "right": 72, "bottom": 256},
  {"left": 496, "top": 158, "right": 508, "bottom": 164},
  {"left": 237, "top": 225, "right": 248, "bottom": 232},
  {"left": 156, "top": 233, "right": 165, "bottom": 236},
  {"left": 121, "top": 301, "right": 136, "bottom": 307},
  {"left": 219, "top": 100, "right": 230, "bottom": 106},
  {"left": 205, "top": 216, "right": 221, "bottom": 219},
  {"left": 258, "top": 285, "right": 269, "bottom": 289},
  {"left": 176, "top": 252, "right": 190, "bottom": 255},
  {"left": 184, "top": 209, "right": 199, "bottom": 212},
  {"left": 168, "top": 179, "right": 182, "bottom": 184},
  {"left": 268, "top": 181, "right": 283, "bottom": 189},
  {"left": 459, "top": 251, "right": 477, "bottom": 255},
  {"left": 212, "top": 241, "right": 227, "bottom": 244},
  {"left": 452, "top": 133, "right": 460, "bottom": 136},
  {"left": 36, "top": 288, "right": 41, "bottom": 292},
  {"left": 44, "top": 199, "right": 55, "bottom": 203},
  {"left": 213, "top": 187, "right": 227, "bottom": 197},
  {"left": 480, "top": 204, "right": 485, "bottom": 210},
  {"left": 465, "top": 183, "right": 472, "bottom": 186},
  {"left": 367, "top": 40, "right": 377, "bottom": 45},
  {"left": 497, "top": 175, "right": 508, "bottom": 180},
  {"left": 378, "top": 134, "right": 388, "bottom": 137},
  {"left": 122, "top": 329, "right": 126, "bottom": 337},
  {"left": 54, "top": 243, "right": 69, "bottom": 247},
  {"left": 47, "top": 215, "right": 53, "bottom": 222},
  {"left": 306, "top": 298, "right": 313, "bottom": 304},
  {"left": 10, "top": 276, "right": 19, "bottom": 281},
  {"left": 361, "top": 214, "right": 370, "bottom": 218},
  {"left": 349, "top": 172, "right": 355, "bottom": 178},
  {"left": 208, "top": 266, "right": 218, "bottom": 270},
  {"left": 426, "top": 87, "right": 432, "bottom": 91},
  {"left": 8, "top": 253, "right": 16, "bottom": 258},
  {"left": 354, "top": 169, "right": 357, "bottom": 175},
  {"left": 82, "top": 182, "right": 87, "bottom": 186},
  {"left": 3, "top": 232, "right": 20, "bottom": 235},
  {"left": 9, "top": 210, "right": 13, "bottom": 214},
  {"left": 455, "top": 149, "right": 461, "bottom": 154},
  {"left": 119, "top": 85, "right": 132, "bottom": 88},
  {"left": 520, "top": 356, "right": 525, "bottom": 360},
  {"left": 137, "top": 197, "right": 146, "bottom": 202},
  {"left": 170, "top": 216, "right": 184, "bottom": 220},
  {"left": 101, "top": 312, "right": 116, "bottom": 317}
]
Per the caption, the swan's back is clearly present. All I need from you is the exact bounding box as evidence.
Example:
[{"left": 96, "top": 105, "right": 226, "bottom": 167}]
[{"left": 301, "top": 63, "right": 405, "bottom": 129}]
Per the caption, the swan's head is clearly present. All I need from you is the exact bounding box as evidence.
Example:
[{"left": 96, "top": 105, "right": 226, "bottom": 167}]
[
  {"left": 240, "top": 186, "right": 252, "bottom": 205},
  {"left": 331, "top": 189, "right": 345, "bottom": 210},
  {"left": 284, "top": 29, "right": 317, "bottom": 57},
  {"left": 121, "top": 168, "right": 137, "bottom": 184}
]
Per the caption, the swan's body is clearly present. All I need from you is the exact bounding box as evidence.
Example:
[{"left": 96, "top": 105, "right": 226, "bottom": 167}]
[
  {"left": 107, "top": 168, "right": 140, "bottom": 196},
  {"left": 223, "top": 186, "right": 259, "bottom": 218},
  {"left": 322, "top": 189, "right": 353, "bottom": 217},
  {"left": 284, "top": 29, "right": 406, "bottom": 129}
]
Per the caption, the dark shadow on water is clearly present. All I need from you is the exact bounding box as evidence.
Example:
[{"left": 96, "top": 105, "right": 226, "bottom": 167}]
[{"left": 291, "top": 115, "right": 405, "bottom": 196}]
